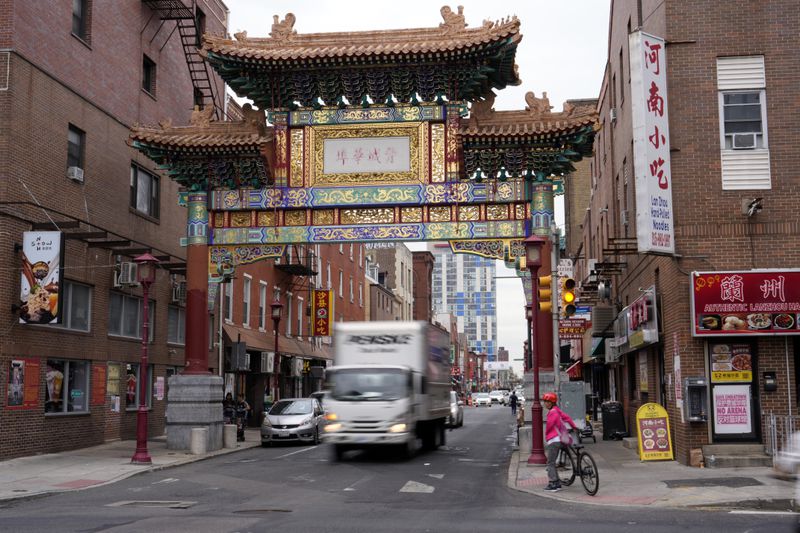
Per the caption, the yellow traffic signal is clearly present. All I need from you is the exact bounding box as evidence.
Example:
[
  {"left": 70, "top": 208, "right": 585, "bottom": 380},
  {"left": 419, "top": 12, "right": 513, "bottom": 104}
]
[
  {"left": 537, "top": 275, "right": 552, "bottom": 312},
  {"left": 561, "top": 277, "right": 577, "bottom": 317}
]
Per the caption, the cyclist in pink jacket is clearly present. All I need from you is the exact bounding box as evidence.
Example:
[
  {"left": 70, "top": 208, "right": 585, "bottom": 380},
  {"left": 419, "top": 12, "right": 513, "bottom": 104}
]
[{"left": 542, "top": 392, "right": 577, "bottom": 492}]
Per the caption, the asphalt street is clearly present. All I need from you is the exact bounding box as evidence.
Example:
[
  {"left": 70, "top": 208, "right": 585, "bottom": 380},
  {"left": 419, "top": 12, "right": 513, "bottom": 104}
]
[{"left": 0, "top": 406, "right": 795, "bottom": 533}]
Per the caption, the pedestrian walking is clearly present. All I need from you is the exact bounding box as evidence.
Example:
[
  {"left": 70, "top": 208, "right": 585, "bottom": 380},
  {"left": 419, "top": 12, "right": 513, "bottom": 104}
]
[
  {"left": 236, "top": 393, "right": 251, "bottom": 442},
  {"left": 509, "top": 390, "right": 518, "bottom": 416},
  {"left": 541, "top": 392, "right": 578, "bottom": 492}
]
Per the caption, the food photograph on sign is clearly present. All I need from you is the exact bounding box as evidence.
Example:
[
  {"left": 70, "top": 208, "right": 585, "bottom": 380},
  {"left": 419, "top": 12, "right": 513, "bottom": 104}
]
[{"left": 19, "top": 232, "right": 63, "bottom": 325}]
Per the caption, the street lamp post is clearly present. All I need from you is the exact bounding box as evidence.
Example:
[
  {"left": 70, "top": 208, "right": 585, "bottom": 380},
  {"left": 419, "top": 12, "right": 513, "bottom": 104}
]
[
  {"left": 525, "top": 235, "right": 547, "bottom": 465},
  {"left": 270, "top": 299, "right": 283, "bottom": 401},
  {"left": 131, "top": 253, "right": 159, "bottom": 465},
  {"left": 524, "top": 304, "right": 533, "bottom": 372}
]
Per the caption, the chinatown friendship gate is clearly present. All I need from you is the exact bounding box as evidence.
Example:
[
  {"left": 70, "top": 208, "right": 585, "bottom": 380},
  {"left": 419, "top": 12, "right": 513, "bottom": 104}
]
[{"left": 129, "top": 7, "right": 598, "bottom": 450}]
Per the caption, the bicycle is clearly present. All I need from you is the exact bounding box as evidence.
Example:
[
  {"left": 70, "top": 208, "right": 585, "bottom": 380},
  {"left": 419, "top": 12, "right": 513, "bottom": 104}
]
[{"left": 555, "top": 431, "right": 599, "bottom": 496}]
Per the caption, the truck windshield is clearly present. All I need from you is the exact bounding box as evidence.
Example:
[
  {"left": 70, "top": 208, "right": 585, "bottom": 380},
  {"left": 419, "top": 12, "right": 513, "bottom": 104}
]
[{"left": 329, "top": 369, "right": 409, "bottom": 401}]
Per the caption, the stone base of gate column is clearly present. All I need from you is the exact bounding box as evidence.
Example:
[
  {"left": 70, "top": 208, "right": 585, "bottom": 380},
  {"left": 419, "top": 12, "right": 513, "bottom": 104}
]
[{"left": 166, "top": 374, "right": 224, "bottom": 452}]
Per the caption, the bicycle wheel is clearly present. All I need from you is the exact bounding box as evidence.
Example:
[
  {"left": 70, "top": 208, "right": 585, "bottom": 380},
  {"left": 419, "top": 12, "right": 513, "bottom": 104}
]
[
  {"left": 556, "top": 447, "right": 576, "bottom": 486},
  {"left": 579, "top": 451, "right": 599, "bottom": 496}
]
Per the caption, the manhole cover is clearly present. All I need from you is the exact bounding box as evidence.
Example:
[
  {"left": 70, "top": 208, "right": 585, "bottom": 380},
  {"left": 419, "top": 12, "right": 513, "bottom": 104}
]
[
  {"left": 106, "top": 500, "right": 196, "bottom": 509},
  {"left": 663, "top": 477, "right": 763, "bottom": 489},
  {"left": 235, "top": 509, "right": 293, "bottom": 514}
]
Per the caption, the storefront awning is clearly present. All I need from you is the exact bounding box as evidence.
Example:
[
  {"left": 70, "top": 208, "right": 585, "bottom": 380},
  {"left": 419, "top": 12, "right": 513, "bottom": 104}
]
[{"left": 566, "top": 360, "right": 582, "bottom": 379}]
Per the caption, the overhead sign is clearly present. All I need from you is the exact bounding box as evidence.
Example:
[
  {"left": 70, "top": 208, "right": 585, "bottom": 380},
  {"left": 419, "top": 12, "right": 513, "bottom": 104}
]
[
  {"left": 691, "top": 270, "right": 800, "bottom": 336},
  {"left": 557, "top": 259, "right": 573, "bottom": 278},
  {"left": 630, "top": 31, "right": 675, "bottom": 254},
  {"left": 612, "top": 286, "right": 659, "bottom": 355},
  {"left": 559, "top": 318, "right": 588, "bottom": 340},
  {"left": 484, "top": 361, "right": 511, "bottom": 371},
  {"left": 312, "top": 289, "right": 333, "bottom": 336}
]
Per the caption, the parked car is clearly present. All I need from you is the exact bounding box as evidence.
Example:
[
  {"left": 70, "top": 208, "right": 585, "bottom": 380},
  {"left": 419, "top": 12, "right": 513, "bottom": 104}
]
[
  {"left": 261, "top": 397, "right": 325, "bottom": 447},
  {"left": 310, "top": 390, "right": 328, "bottom": 410},
  {"left": 473, "top": 392, "right": 491, "bottom": 407},
  {"left": 448, "top": 391, "right": 464, "bottom": 428},
  {"left": 488, "top": 390, "right": 505, "bottom": 405}
]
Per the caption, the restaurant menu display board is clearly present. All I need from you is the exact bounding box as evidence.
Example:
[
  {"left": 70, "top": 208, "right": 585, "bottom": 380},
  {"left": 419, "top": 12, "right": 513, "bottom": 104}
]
[
  {"left": 19, "top": 231, "right": 64, "bottom": 325},
  {"left": 709, "top": 342, "right": 753, "bottom": 383},
  {"left": 91, "top": 364, "right": 107, "bottom": 406},
  {"left": 636, "top": 403, "right": 674, "bottom": 461},
  {"left": 691, "top": 270, "right": 800, "bottom": 336},
  {"left": 7, "top": 358, "right": 40, "bottom": 409}
]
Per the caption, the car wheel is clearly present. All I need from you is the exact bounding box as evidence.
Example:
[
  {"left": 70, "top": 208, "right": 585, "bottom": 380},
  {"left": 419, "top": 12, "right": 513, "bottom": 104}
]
[{"left": 313, "top": 427, "right": 320, "bottom": 445}]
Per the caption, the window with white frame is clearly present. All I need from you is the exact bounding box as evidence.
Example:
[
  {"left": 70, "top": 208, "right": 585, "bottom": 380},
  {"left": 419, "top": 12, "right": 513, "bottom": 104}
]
[
  {"left": 125, "top": 362, "right": 153, "bottom": 410},
  {"left": 51, "top": 280, "right": 91, "bottom": 332},
  {"left": 358, "top": 245, "right": 362, "bottom": 269},
  {"left": 224, "top": 279, "right": 233, "bottom": 322},
  {"left": 44, "top": 359, "right": 89, "bottom": 414},
  {"left": 242, "top": 275, "right": 251, "bottom": 327},
  {"left": 349, "top": 276, "right": 354, "bottom": 303},
  {"left": 338, "top": 270, "right": 343, "bottom": 298},
  {"left": 358, "top": 283, "right": 363, "bottom": 307},
  {"left": 168, "top": 305, "right": 185, "bottom": 344},
  {"left": 130, "top": 164, "right": 160, "bottom": 218},
  {"left": 717, "top": 56, "right": 770, "bottom": 189},
  {"left": 316, "top": 248, "right": 322, "bottom": 288},
  {"left": 286, "top": 292, "right": 293, "bottom": 336},
  {"left": 108, "top": 292, "right": 154, "bottom": 341},
  {"left": 297, "top": 296, "right": 303, "bottom": 337},
  {"left": 259, "top": 281, "right": 267, "bottom": 330}
]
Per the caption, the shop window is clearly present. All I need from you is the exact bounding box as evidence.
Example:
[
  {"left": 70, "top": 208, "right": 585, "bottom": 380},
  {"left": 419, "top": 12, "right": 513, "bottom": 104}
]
[
  {"left": 125, "top": 363, "right": 153, "bottom": 410},
  {"left": 167, "top": 305, "right": 185, "bottom": 345},
  {"left": 45, "top": 359, "right": 89, "bottom": 414},
  {"left": 52, "top": 280, "right": 91, "bottom": 332},
  {"left": 108, "top": 292, "right": 154, "bottom": 341},
  {"left": 130, "top": 164, "right": 160, "bottom": 218}
]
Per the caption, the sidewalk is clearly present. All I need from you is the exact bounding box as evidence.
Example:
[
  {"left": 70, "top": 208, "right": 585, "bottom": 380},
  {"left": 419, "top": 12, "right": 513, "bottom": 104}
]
[
  {"left": 509, "top": 436, "right": 797, "bottom": 511},
  {"left": 0, "top": 429, "right": 261, "bottom": 501}
]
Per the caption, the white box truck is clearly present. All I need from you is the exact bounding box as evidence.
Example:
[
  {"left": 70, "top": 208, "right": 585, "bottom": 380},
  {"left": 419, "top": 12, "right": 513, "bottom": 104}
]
[{"left": 322, "top": 321, "right": 451, "bottom": 460}]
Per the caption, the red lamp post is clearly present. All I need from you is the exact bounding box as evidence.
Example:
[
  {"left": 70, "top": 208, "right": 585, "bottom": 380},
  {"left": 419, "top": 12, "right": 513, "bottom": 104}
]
[
  {"left": 270, "top": 299, "right": 283, "bottom": 401},
  {"left": 131, "top": 252, "right": 159, "bottom": 465},
  {"left": 525, "top": 235, "right": 548, "bottom": 465},
  {"left": 524, "top": 304, "right": 533, "bottom": 372}
]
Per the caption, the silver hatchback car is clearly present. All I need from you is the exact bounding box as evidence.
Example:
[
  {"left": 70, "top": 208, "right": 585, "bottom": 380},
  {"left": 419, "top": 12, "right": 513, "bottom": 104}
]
[{"left": 261, "top": 397, "right": 325, "bottom": 446}]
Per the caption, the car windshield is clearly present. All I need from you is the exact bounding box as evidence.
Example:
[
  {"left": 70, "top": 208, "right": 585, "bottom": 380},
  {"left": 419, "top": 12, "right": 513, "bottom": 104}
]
[
  {"left": 269, "top": 399, "right": 313, "bottom": 415},
  {"left": 329, "top": 369, "right": 409, "bottom": 401},
  {"left": 475, "top": 393, "right": 489, "bottom": 398}
]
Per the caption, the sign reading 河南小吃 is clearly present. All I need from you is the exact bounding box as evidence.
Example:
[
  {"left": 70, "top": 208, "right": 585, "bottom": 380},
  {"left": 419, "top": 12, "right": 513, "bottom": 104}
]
[
  {"left": 636, "top": 403, "right": 674, "bottom": 461},
  {"left": 630, "top": 31, "right": 674, "bottom": 255}
]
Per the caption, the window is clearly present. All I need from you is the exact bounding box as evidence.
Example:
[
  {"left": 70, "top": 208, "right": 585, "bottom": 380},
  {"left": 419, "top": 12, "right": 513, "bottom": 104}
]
[
  {"left": 224, "top": 279, "right": 233, "bottom": 322},
  {"left": 286, "top": 293, "right": 293, "bottom": 336},
  {"left": 242, "top": 275, "right": 251, "bottom": 327},
  {"left": 45, "top": 359, "right": 89, "bottom": 414},
  {"left": 721, "top": 93, "right": 765, "bottom": 149},
  {"left": 108, "top": 293, "right": 154, "bottom": 341},
  {"left": 130, "top": 164, "right": 159, "bottom": 218},
  {"left": 358, "top": 283, "right": 363, "bottom": 307},
  {"left": 326, "top": 262, "right": 331, "bottom": 290},
  {"left": 168, "top": 305, "right": 185, "bottom": 344},
  {"left": 142, "top": 54, "right": 156, "bottom": 96},
  {"left": 349, "top": 277, "right": 354, "bottom": 303},
  {"left": 349, "top": 243, "right": 353, "bottom": 260},
  {"left": 297, "top": 296, "right": 303, "bottom": 337},
  {"left": 338, "top": 270, "right": 343, "bottom": 298},
  {"left": 259, "top": 281, "right": 267, "bottom": 330},
  {"left": 125, "top": 363, "right": 153, "bottom": 410},
  {"left": 195, "top": 7, "right": 206, "bottom": 47},
  {"left": 358, "top": 245, "right": 362, "bottom": 269},
  {"left": 52, "top": 280, "right": 91, "bottom": 332},
  {"left": 72, "top": 0, "right": 89, "bottom": 41},
  {"left": 67, "top": 124, "right": 85, "bottom": 170}
]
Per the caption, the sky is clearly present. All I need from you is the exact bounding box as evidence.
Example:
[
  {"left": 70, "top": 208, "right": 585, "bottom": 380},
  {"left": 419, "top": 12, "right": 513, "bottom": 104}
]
[{"left": 225, "top": 0, "right": 611, "bottom": 376}]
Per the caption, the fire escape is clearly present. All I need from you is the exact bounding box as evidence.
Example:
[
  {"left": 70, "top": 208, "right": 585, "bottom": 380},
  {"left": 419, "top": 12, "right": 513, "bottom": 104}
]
[
  {"left": 274, "top": 245, "right": 319, "bottom": 320},
  {"left": 142, "top": 0, "right": 221, "bottom": 119}
]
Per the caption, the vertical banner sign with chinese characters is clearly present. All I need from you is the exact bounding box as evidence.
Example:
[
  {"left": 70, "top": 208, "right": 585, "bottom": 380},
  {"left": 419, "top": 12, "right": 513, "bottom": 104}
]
[
  {"left": 7, "top": 358, "right": 40, "bottom": 409},
  {"left": 312, "top": 289, "right": 333, "bottom": 336},
  {"left": 691, "top": 270, "right": 800, "bottom": 336},
  {"left": 629, "top": 32, "right": 675, "bottom": 255},
  {"left": 19, "top": 231, "right": 64, "bottom": 324},
  {"left": 636, "top": 403, "right": 674, "bottom": 461}
]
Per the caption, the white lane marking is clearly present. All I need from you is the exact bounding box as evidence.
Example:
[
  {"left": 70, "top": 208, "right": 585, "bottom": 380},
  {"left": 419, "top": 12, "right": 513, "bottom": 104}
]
[
  {"left": 457, "top": 458, "right": 476, "bottom": 462},
  {"left": 427, "top": 474, "right": 445, "bottom": 479},
  {"left": 400, "top": 481, "right": 435, "bottom": 493},
  {"left": 276, "top": 446, "right": 317, "bottom": 459},
  {"left": 729, "top": 510, "right": 798, "bottom": 516},
  {"left": 239, "top": 459, "right": 258, "bottom": 463},
  {"left": 152, "top": 478, "right": 179, "bottom": 485}
]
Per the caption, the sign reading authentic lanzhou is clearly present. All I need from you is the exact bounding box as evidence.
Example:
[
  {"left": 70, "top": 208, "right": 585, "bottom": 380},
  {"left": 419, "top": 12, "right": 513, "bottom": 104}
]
[{"left": 691, "top": 270, "right": 800, "bottom": 336}]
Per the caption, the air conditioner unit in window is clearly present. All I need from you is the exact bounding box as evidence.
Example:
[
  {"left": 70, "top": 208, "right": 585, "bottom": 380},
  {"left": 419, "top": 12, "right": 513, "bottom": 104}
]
[
  {"left": 171, "top": 280, "right": 186, "bottom": 303},
  {"left": 732, "top": 133, "right": 756, "bottom": 150},
  {"left": 67, "top": 166, "right": 84, "bottom": 183},
  {"left": 116, "top": 262, "right": 139, "bottom": 286},
  {"left": 609, "top": 108, "right": 617, "bottom": 123}
]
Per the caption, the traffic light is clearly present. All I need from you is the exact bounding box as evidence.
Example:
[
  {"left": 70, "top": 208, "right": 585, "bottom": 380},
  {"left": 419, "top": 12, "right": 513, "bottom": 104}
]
[
  {"left": 537, "top": 275, "right": 552, "bottom": 312},
  {"left": 561, "top": 277, "right": 577, "bottom": 317}
]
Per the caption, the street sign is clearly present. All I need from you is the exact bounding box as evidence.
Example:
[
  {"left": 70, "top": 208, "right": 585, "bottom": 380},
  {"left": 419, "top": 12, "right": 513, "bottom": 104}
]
[{"left": 557, "top": 258, "right": 574, "bottom": 278}]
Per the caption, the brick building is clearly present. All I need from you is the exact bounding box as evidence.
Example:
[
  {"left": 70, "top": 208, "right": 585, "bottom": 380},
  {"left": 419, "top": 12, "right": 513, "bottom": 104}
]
[
  {"left": 412, "top": 251, "right": 435, "bottom": 323},
  {"left": 574, "top": 0, "right": 799, "bottom": 465},
  {"left": 0, "top": 1, "right": 228, "bottom": 459}
]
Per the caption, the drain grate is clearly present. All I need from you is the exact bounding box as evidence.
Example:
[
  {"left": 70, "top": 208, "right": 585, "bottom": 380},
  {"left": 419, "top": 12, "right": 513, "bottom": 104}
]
[
  {"left": 106, "top": 500, "right": 196, "bottom": 509},
  {"left": 663, "top": 477, "right": 763, "bottom": 489}
]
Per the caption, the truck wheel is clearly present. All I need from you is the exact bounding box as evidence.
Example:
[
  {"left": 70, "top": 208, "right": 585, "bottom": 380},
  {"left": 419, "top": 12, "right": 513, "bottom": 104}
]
[
  {"left": 438, "top": 421, "right": 446, "bottom": 448},
  {"left": 332, "top": 444, "right": 345, "bottom": 462},
  {"left": 421, "top": 423, "right": 436, "bottom": 450}
]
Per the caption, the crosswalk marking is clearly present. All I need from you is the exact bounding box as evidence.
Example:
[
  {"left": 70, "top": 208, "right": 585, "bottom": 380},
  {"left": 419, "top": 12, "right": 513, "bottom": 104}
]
[{"left": 400, "top": 481, "right": 435, "bottom": 493}]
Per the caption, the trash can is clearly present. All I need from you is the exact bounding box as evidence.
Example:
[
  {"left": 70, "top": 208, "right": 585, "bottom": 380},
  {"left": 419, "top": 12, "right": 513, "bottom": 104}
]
[{"left": 601, "top": 401, "right": 626, "bottom": 440}]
